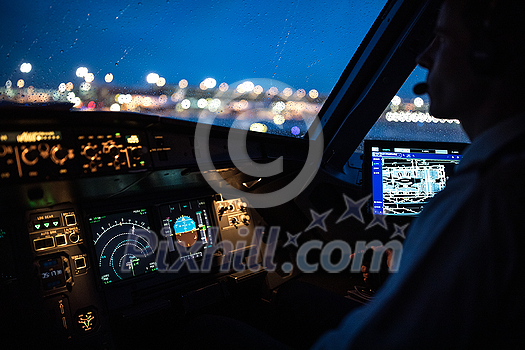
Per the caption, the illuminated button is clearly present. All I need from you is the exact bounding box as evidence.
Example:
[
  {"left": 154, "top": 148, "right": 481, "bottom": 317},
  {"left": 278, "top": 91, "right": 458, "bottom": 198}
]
[
  {"left": 34, "top": 237, "right": 55, "bottom": 250},
  {"left": 34, "top": 223, "right": 42, "bottom": 230},
  {"left": 43, "top": 222, "right": 50, "bottom": 228},
  {"left": 55, "top": 235, "right": 67, "bottom": 246},
  {"left": 126, "top": 135, "right": 140, "bottom": 144},
  {"left": 76, "top": 310, "right": 97, "bottom": 333},
  {"left": 52, "top": 220, "right": 60, "bottom": 227},
  {"left": 74, "top": 257, "right": 86, "bottom": 269},
  {"left": 64, "top": 214, "right": 76, "bottom": 226}
]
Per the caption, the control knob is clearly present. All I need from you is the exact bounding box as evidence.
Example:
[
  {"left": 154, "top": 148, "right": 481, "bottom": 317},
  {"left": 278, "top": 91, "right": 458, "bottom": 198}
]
[
  {"left": 81, "top": 145, "right": 98, "bottom": 160},
  {"left": 0, "top": 144, "right": 8, "bottom": 158},
  {"left": 21, "top": 145, "right": 39, "bottom": 166},
  {"left": 38, "top": 143, "right": 50, "bottom": 159},
  {"left": 50, "top": 144, "right": 70, "bottom": 165},
  {"left": 107, "top": 145, "right": 120, "bottom": 158},
  {"left": 239, "top": 202, "right": 248, "bottom": 212},
  {"left": 241, "top": 215, "right": 251, "bottom": 225},
  {"left": 69, "top": 233, "right": 81, "bottom": 243},
  {"left": 130, "top": 146, "right": 143, "bottom": 160}
]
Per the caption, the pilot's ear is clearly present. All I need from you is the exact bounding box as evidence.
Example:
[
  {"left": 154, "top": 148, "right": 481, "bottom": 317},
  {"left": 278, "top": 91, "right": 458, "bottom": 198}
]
[
  {"left": 468, "top": 21, "right": 499, "bottom": 75},
  {"left": 466, "top": 0, "right": 506, "bottom": 76}
]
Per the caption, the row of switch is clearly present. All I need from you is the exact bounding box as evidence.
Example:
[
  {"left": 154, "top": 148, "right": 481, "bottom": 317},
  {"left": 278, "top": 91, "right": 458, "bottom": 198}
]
[{"left": 33, "top": 232, "right": 81, "bottom": 251}]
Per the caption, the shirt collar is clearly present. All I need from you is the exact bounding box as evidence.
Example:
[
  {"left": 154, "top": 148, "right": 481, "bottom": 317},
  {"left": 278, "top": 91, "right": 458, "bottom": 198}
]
[{"left": 456, "top": 114, "right": 525, "bottom": 172}]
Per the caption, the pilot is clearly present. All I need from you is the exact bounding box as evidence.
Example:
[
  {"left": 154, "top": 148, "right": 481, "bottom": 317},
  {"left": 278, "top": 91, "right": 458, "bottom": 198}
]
[
  {"left": 312, "top": 0, "right": 525, "bottom": 348},
  {"left": 184, "top": 1, "right": 525, "bottom": 348}
]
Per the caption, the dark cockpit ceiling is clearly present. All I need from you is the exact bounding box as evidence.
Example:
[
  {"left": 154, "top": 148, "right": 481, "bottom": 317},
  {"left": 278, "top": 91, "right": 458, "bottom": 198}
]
[{"left": 0, "top": 0, "right": 451, "bottom": 348}]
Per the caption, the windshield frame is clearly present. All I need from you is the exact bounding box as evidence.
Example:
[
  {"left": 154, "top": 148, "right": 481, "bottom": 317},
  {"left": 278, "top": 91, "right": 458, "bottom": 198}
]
[{"left": 318, "top": 0, "right": 441, "bottom": 174}]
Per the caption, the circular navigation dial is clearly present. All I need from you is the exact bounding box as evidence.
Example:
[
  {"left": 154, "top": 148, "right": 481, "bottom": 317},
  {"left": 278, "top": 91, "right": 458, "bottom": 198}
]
[{"left": 90, "top": 210, "right": 157, "bottom": 285}]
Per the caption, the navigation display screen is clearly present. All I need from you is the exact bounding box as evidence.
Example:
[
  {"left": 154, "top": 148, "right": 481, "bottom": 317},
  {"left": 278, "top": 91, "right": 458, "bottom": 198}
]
[
  {"left": 365, "top": 140, "right": 468, "bottom": 216},
  {"left": 89, "top": 208, "right": 158, "bottom": 285},
  {"left": 158, "top": 198, "right": 214, "bottom": 263}
]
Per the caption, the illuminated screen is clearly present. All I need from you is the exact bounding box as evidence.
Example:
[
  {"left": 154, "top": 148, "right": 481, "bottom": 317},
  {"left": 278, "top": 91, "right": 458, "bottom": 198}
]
[
  {"left": 365, "top": 140, "right": 468, "bottom": 216},
  {"left": 158, "top": 198, "right": 214, "bottom": 263},
  {"left": 89, "top": 208, "right": 158, "bottom": 285}
]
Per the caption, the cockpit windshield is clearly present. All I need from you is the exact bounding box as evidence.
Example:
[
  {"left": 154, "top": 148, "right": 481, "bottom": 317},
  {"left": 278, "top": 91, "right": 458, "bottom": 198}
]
[
  {"left": 0, "top": 0, "right": 388, "bottom": 138},
  {"left": 364, "top": 66, "right": 471, "bottom": 144}
]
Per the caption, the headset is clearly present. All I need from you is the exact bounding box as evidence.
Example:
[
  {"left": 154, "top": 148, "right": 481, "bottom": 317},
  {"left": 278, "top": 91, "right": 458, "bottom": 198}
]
[{"left": 468, "top": 0, "right": 499, "bottom": 73}]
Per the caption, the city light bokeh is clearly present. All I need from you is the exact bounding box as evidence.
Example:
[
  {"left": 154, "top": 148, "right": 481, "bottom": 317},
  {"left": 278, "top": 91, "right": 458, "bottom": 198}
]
[{"left": 0, "top": 1, "right": 468, "bottom": 141}]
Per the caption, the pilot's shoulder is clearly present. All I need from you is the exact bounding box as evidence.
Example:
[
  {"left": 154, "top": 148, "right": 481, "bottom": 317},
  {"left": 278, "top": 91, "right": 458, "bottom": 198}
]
[{"left": 479, "top": 146, "right": 525, "bottom": 211}]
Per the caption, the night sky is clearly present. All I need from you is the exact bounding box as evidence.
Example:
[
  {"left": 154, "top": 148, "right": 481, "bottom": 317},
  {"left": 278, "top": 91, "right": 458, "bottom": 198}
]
[{"left": 0, "top": 0, "right": 395, "bottom": 95}]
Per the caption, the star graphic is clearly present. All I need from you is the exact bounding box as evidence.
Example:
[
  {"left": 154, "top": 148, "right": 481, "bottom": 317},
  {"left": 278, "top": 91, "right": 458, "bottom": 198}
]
[
  {"left": 390, "top": 223, "right": 410, "bottom": 239},
  {"left": 336, "top": 194, "right": 370, "bottom": 224},
  {"left": 305, "top": 208, "right": 333, "bottom": 232},
  {"left": 283, "top": 231, "right": 302, "bottom": 248},
  {"left": 365, "top": 213, "right": 389, "bottom": 231}
]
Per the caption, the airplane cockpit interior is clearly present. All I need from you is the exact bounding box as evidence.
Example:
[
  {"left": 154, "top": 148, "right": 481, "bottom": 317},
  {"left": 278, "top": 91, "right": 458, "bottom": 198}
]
[{"left": 1, "top": 0, "right": 476, "bottom": 348}]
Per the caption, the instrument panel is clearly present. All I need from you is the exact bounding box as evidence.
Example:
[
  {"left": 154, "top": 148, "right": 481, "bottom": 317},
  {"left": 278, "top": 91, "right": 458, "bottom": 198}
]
[
  {"left": 8, "top": 191, "right": 259, "bottom": 348},
  {"left": 0, "top": 129, "right": 149, "bottom": 181},
  {"left": 0, "top": 109, "right": 282, "bottom": 348}
]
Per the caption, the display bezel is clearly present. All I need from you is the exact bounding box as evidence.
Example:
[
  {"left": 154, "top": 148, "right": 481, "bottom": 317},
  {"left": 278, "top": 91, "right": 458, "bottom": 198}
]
[
  {"left": 363, "top": 140, "right": 469, "bottom": 216},
  {"left": 156, "top": 196, "right": 218, "bottom": 267},
  {"left": 88, "top": 207, "right": 159, "bottom": 287}
]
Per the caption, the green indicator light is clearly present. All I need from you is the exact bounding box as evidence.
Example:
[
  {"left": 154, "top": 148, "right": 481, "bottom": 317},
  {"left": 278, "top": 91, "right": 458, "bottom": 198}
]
[
  {"left": 44, "top": 222, "right": 50, "bottom": 228},
  {"left": 53, "top": 221, "right": 59, "bottom": 227},
  {"left": 140, "top": 161, "right": 145, "bottom": 165},
  {"left": 35, "top": 224, "right": 41, "bottom": 230},
  {"left": 115, "top": 133, "right": 121, "bottom": 136}
]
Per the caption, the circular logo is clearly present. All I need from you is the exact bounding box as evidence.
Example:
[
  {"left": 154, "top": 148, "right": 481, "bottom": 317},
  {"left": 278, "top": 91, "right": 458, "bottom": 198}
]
[{"left": 194, "top": 79, "right": 324, "bottom": 208}]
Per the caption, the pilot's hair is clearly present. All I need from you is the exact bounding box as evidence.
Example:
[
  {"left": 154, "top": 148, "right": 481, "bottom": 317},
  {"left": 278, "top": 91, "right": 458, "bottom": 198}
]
[{"left": 446, "top": 0, "right": 525, "bottom": 73}]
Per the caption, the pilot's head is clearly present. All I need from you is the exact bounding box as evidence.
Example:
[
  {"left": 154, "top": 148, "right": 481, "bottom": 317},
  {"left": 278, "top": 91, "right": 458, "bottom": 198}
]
[{"left": 417, "top": 0, "right": 525, "bottom": 139}]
